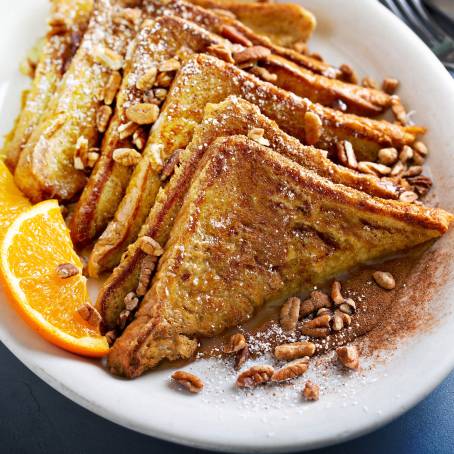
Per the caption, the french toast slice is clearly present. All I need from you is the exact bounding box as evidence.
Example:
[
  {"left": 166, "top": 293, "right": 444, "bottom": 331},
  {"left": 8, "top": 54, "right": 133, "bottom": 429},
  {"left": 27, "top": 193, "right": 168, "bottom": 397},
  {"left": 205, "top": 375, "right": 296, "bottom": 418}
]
[
  {"left": 3, "top": 0, "right": 94, "bottom": 171},
  {"left": 14, "top": 0, "right": 142, "bottom": 203},
  {"left": 107, "top": 135, "right": 452, "bottom": 377},
  {"left": 70, "top": 15, "right": 394, "bottom": 249},
  {"left": 146, "top": 3, "right": 392, "bottom": 116},
  {"left": 69, "top": 16, "right": 235, "bottom": 247},
  {"left": 143, "top": 0, "right": 343, "bottom": 80},
  {"left": 88, "top": 53, "right": 419, "bottom": 276},
  {"left": 97, "top": 97, "right": 403, "bottom": 331},
  {"left": 190, "top": 1, "right": 316, "bottom": 47}
]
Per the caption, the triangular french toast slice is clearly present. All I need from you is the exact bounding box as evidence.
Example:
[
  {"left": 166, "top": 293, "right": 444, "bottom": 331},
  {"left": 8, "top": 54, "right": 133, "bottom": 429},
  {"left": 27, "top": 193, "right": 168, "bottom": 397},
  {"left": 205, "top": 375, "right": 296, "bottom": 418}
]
[
  {"left": 143, "top": 0, "right": 341, "bottom": 79},
  {"left": 14, "top": 0, "right": 142, "bottom": 203},
  {"left": 97, "top": 97, "right": 403, "bottom": 330},
  {"left": 107, "top": 135, "right": 452, "bottom": 377},
  {"left": 3, "top": 0, "right": 93, "bottom": 171},
  {"left": 190, "top": 0, "right": 316, "bottom": 47},
  {"left": 88, "top": 53, "right": 418, "bottom": 276}
]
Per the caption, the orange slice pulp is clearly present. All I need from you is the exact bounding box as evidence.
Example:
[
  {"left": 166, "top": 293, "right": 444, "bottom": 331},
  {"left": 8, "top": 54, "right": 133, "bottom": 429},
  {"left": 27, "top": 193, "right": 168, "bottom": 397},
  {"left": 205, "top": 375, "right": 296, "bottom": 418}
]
[{"left": 0, "top": 198, "right": 108, "bottom": 357}]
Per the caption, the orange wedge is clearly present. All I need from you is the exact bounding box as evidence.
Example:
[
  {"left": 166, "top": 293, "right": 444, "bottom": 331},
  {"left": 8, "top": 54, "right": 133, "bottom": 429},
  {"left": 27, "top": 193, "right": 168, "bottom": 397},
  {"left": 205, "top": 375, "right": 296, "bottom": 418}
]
[
  {"left": 0, "top": 160, "right": 31, "bottom": 240},
  {"left": 0, "top": 199, "right": 108, "bottom": 357}
]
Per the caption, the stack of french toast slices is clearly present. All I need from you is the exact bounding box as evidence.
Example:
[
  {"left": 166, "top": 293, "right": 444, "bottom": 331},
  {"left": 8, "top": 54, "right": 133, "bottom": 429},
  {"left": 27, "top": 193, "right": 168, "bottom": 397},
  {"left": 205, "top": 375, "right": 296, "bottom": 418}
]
[{"left": 5, "top": 0, "right": 453, "bottom": 378}]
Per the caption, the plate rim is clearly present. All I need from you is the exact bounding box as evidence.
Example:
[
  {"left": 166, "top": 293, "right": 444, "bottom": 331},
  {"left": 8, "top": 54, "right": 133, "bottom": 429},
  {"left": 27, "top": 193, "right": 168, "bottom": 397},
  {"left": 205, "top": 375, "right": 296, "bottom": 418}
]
[{"left": 1, "top": 0, "right": 454, "bottom": 452}]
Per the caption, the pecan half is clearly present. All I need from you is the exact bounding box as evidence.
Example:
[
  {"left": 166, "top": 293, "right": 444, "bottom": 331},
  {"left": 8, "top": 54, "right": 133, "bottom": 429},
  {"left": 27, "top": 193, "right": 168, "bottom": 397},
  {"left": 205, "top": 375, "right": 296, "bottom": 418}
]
[
  {"left": 272, "top": 358, "right": 309, "bottom": 382},
  {"left": 233, "top": 46, "right": 271, "bottom": 65},
  {"left": 274, "top": 341, "right": 315, "bottom": 361},
  {"left": 236, "top": 365, "right": 274, "bottom": 388},
  {"left": 172, "top": 371, "right": 204, "bottom": 393},
  {"left": 224, "top": 333, "right": 247, "bottom": 354},
  {"left": 280, "top": 297, "right": 301, "bottom": 332}
]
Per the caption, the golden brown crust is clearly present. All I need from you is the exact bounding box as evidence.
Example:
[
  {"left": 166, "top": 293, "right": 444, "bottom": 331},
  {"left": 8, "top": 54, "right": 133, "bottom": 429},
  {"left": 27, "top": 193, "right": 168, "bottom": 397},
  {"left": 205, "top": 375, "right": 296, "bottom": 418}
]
[
  {"left": 190, "top": 0, "right": 317, "bottom": 47},
  {"left": 88, "top": 52, "right": 417, "bottom": 277},
  {"left": 3, "top": 0, "right": 94, "bottom": 171},
  {"left": 97, "top": 97, "right": 407, "bottom": 331},
  {"left": 108, "top": 136, "right": 451, "bottom": 377},
  {"left": 14, "top": 1, "right": 141, "bottom": 203},
  {"left": 143, "top": 0, "right": 342, "bottom": 79}
]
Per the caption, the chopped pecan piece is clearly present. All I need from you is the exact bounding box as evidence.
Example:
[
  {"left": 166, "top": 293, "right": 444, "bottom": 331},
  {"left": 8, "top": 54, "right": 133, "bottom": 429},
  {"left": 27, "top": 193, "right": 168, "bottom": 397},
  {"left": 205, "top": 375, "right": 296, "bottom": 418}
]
[
  {"left": 362, "top": 76, "right": 377, "bottom": 89},
  {"left": 126, "top": 103, "right": 160, "bottom": 125},
  {"left": 391, "top": 96, "right": 407, "bottom": 125},
  {"left": 357, "top": 161, "right": 391, "bottom": 176},
  {"left": 249, "top": 65, "right": 277, "bottom": 82},
  {"left": 224, "top": 333, "right": 247, "bottom": 354},
  {"left": 172, "top": 371, "right": 204, "bottom": 393},
  {"left": 139, "top": 236, "right": 164, "bottom": 257},
  {"left": 272, "top": 358, "right": 309, "bottom": 382},
  {"left": 337, "top": 140, "right": 357, "bottom": 169},
  {"left": 303, "top": 314, "right": 331, "bottom": 329},
  {"left": 136, "top": 67, "right": 158, "bottom": 91},
  {"left": 136, "top": 256, "right": 156, "bottom": 297},
  {"left": 248, "top": 128, "right": 270, "bottom": 147},
  {"left": 112, "top": 148, "right": 141, "bottom": 167},
  {"left": 382, "top": 77, "right": 399, "bottom": 94},
  {"left": 124, "top": 292, "right": 139, "bottom": 311},
  {"left": 301, "top": 326, "right": 330, "bottom": 338},
  {"left": 77, "top": 302, "right": 102, "bottom": 328},
  {"left": 373, "top": 271, "right": 396, "bottom": 290},
  {"left": 302, "top": 380, "right": 320, "bottom": 401},
  {"left": 219, "top": 25, "right": 252, "bottom": 47},
  {"left": 233, "top": 46, "right": 271, "bottom": 65},
  {"left": 104, "top": 71, "right": 122, "bottom": 105},
  {"left": 279, "top": 297, "right": 301, "bottom": 332},
  {"left": 399, "top": 191, "right": 418, "bottom": 203},
  {"left": 339, "top": 63, "right": 358, "bottom": 84},
  {"left": 274, "top": 341, "right": 315, "bottom": 361},
  {"left": 234, "top": 346, "right": 249, "bottom": 370},
  {"left": 118, "top": 121, "right": 138, "bottom": 140},
  {"left": 96, "top": 105, "right": 113, "bottom": 133},
  {"left": 236, "top": 365, "right": 274, "bottom": 388},
  {"left": 378, "top": 147, "right": 398, "bottom": 166},
  {"left": 331, "top": 280, "right": 344, "bottom": 306},
  {"left": 56, "top": 263, "right": 79, "bottom": 279},
  {"left": 159, "top": 58, "right": 181, "bottom": 73},
  {"left": 92, "top": 46, "right": 123, "bottom": 70},
  {"left": 161, "top": 148, "right": 182, "bottom": 181},
  {"left": 304, "top": 111, "right": 323, "bottom": 146},
  {"left": 207, "top": 43, "right": 234, "bottom": 64},
  {"left": 336, "top": 345, "right": 360, "bottom": 370}
]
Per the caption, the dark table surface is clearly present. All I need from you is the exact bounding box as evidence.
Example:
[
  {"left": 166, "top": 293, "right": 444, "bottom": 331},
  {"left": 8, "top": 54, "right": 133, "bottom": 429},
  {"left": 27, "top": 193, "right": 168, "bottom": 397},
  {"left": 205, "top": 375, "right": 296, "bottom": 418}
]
[{"left": 1, "top": 339, "right": 454, "bottom": 453}]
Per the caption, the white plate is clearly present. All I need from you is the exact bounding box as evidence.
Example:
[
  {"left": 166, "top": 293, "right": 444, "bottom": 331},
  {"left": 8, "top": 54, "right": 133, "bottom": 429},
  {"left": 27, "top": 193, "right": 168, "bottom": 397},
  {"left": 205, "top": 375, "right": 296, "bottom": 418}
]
[{"left": 1, "top": 0, "right": 454, "bottom": 452}]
